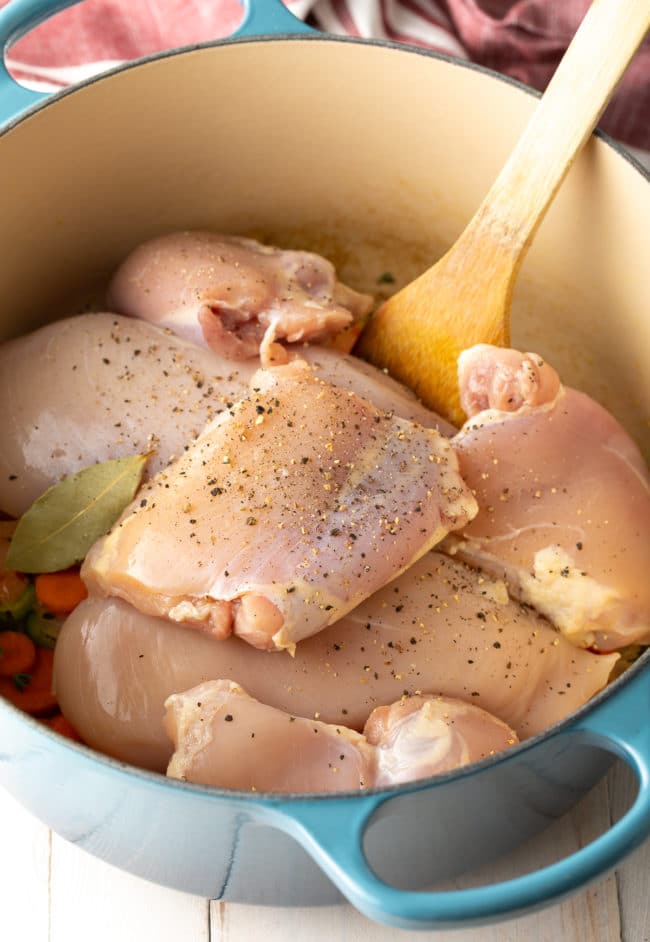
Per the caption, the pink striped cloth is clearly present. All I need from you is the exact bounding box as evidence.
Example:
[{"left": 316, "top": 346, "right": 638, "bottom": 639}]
[{"left": 3, "top": 0, "right": 649, "bottom": 156}]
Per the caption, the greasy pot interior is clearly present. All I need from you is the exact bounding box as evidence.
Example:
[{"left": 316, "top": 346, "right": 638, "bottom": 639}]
[{"left": 0, "top": 38, "right": 649, "bottom": 457}]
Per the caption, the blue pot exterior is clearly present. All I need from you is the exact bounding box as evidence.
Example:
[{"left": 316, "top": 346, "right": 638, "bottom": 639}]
[
  {"left": 0, "top": 690, "right": 621, "bottom": 904},
  {"left": 283, "top": 658, "right": 650, "bottom": 927},
  {"left": 0, "top": 0, "right": 311, "bottom": 127},
  {"left": 0, "top": 1, "right": 81, "bottom": 124},
  {"left": 1, "top": 652, "right": 649, "bottom": 927},
  {"left": 0, "top": 0, "right": 649, "bottom": 930}
]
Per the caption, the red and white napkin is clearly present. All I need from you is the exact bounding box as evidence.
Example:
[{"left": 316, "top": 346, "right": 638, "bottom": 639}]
[{"left": 2, "top": 0, "right": 649, "bottom": 162}]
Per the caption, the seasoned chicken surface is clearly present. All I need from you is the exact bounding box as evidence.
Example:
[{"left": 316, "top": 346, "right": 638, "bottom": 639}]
[
  {"left": 83, "top": 360, "right": 475, "bottom": 651},
  {"left": 54, "top": 554, "right": 617, "bottom": 771},
  {"left": 0, "top": 314, "right": 451, "bottom": 517},
  {"left": 164, "top": 681, "right": 518, "bottom": 792},
  {"left": 451, "top": 344, "right": 650, "bottom": 651},
  {"left": 165, "top": 680, "right": 372, "bottom": 792},
  {"left": 305, "top": 349, "right": 455, "bottom": 436},
  {"left": 109, "top": 231, "right": 373, "bottom": 360},
  {"left": 0, "top": 314, "right": 253, "bottom": 518}
]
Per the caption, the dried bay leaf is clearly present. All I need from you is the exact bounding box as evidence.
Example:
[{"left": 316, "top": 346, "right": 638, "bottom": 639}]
[{"left": 7, "top": 455, "right": 147, "bottom": 573}]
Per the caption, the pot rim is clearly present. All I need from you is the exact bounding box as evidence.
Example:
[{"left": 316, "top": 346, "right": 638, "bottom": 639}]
[
  {"left": 0, "top": 29, "right": 648, "bottom": 803},
  {"left": 3, "top": 643, "right": 644, "bottom": 803}
]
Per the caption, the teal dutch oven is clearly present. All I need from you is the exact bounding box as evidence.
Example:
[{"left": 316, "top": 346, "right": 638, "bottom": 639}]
[{"left": 0, "top": 0, "right": 649, "bottom": 929}]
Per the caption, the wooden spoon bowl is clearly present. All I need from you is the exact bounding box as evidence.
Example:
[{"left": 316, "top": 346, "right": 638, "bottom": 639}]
[{"left": 356, "top": 0, "right": 650, "bottom": 427}]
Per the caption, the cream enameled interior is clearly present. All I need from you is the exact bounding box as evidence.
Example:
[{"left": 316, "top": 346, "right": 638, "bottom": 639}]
[{"left": 1, "top": 39, "right": 649, "bottom": 456}]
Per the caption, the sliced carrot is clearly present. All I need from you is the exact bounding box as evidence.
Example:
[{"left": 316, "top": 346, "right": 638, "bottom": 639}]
[
  {"left": 35, "top": 569, "right": 88, "bottom": 615},
  {"left": 0, "top": 630, "right": 36, "bottom": 677},
  {"left": 42, "top": 713, "right": 84, "bottom": 744},
  {"left": 0, "top": 647, "right": 57, "bottom": 716}
]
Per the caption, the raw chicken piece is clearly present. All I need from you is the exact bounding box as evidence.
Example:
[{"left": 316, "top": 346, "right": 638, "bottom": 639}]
[
  {"left": 108, "top": 231, "right": 373, "bottom": 360},
  {"left": 54, "top": 553, "right": 617, "bottom": 771},
  {"left": 365, "top": 695, "right": 517, "bottom": 786},
  {"left": 304, "top": 349, "right": 455, "bottom": 437},
  {"left": 451, "top": 344, "right": 650, "bottom": 651},
  {"left": 82, "top": 360, "right": 475, "bottom": 652},
  {"left": 164, "top": 681, "right": 518, "bottom": 792},
  {"left": 165, "top": 680, "right": 372, "bottom": 792},
  {"left": 0, "top": 314, "right": 450, "bottom": 518},
  {"left": 458, "top": 345, "right": 561, "bottom": 415},
  {"left": 0, "top": 314, "right": 253, "bottom": 518}
]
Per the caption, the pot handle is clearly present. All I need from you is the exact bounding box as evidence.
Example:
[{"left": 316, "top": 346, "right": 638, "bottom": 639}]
[
  {"left": 235, "top": 0, "right": 317, "bottom": 38},
  {"left": 0, "top": 0, "right": 314, "bottom": 128},
  {"left": 270, "top": 665, "right": 650, "bottom": 929},
  {"left": 0, "top": 0, "right": 84, "bottom": 125}
]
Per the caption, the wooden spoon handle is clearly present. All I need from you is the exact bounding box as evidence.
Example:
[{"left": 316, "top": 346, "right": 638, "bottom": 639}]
[
  {"left": 357, "top": 0, "right": 649, "bottom": 427},
  {"left": 474, "top": 0, "right": 650, "bottom": 253}
]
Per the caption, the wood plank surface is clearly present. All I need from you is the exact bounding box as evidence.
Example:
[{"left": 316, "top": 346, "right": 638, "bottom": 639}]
[
  {"left": 0, "top": 787, "right": 50, "bottom": 940},
  {"left": 1, "top": 762, "right": 647, "bottom": 941},
  {"left": 49, "top": 833, "right": 209, "bottom": 942},
  {"left": 610, "top": 761, "right": 650, "bottom": 942}
]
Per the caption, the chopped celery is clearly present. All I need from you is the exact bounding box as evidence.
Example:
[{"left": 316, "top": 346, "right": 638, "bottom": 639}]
[
  {"left": 26, "top": 606, "right": 63, "bottom": 650},
  {"left": 0, "top": 582, "right": 35, "bottom": 623}
]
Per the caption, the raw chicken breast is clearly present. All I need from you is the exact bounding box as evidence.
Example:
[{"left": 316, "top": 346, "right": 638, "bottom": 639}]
[
  {"left": 83, "top": 360, "right": 475, "bottom": 651},
  {"left": 108, "top": 231, "right": 373, "bottom": 360},
  {"left": 165, "top": 680, "right": 372, "bottom": 792},
  {"left": 164, "top": 681, "right": 517, "bottom": 792},
  {"left": 54, "top": 553, "right": 617, "bottom": 771},
  {"left": 0, "top": 314, "right": 254, "bottom": 518},
  {"left": 0, "top": 314, "right": 450, "bottom": 518},
  {"left": 451, "top": 344, "right": 650, "bottom": 651}
]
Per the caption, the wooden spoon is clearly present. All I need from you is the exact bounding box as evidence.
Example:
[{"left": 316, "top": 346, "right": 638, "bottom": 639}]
[{"left": 356, "top": 0, "right": 650, "bottom": 427}]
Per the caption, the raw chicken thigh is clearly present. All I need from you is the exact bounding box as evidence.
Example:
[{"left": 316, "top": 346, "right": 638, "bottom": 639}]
[
  {"left": 164, "top": 681, "right": 518, "bottom": 792},
  {"left": 450, "top": 344, "right": 650, "bottom": 651},
  {"left": 54, "top": 553, "right": 617, "bottom": 771},
  {"left": 108, "top": 231, "right": 373, "bottom": 359},
  {"left": 305, "top": 348, "right": 455, "bottom": 437},
  {"left": 459, "top": 345, "right": 560, "bottom": 414},
  {"left": 365, "top": 695, "right": 517, "bottom": 786},
  {"left": 83, "top": 360, "right": 475, "bottom": 651},
  {"left": 165, "top": 680, "right": 372, "bottom": 792},
  {"left": 0, "top": 314, "right": 451, "bottom": 517}
]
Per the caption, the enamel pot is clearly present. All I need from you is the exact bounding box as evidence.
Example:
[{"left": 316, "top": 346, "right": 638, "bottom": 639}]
[{"left": 0, "top": 0, "right": 648, "bottom": 930}]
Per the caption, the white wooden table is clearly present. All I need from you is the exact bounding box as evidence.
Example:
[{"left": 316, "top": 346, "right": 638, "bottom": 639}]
[{"left": 1, "top": 760, "right": 648, "bottom": 941}]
